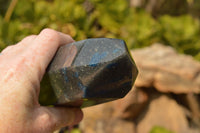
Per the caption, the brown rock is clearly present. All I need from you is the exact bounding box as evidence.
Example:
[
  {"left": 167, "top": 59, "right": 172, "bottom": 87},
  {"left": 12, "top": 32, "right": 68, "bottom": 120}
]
[
  {"left": 79, "top": 44, "right": 200, "bottom": 133},
  {"left": 131, "top": 44, "right": 200, "bottom": 93},
  {"left": 106, "top": 119, "right": 135, "bottom": 133},
  {"left": 137, "top": 95, "right": 199, "bottom": 133},
  {"left": 80, "top": 118, "right": 135, "bottom": 133},
  {"left": 79, "top": 101, "right": 114, "bottom": 133},
  {"left": 133, "top": 67, "right": 156, "bottom": 87},
  {"left": 79, "top": 101, "right": 115, "bottom": 133},
  {"left": 154, "top": 71, "right": 199, "bottom": 93},
  {"left": 79, "top": 87, "right": 148, "bottom": 133},
  {"left": 113, "top": 87, "right": 148, "bottom": 120},
  {"left": 79, "top": 103, "right": 136, "bottom": 133},
  {"left": 132, "top": 44, "right": 200, "bottom": 79}
]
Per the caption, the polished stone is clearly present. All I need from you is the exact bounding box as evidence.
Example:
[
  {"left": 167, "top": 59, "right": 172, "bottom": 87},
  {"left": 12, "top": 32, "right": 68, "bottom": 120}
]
[{"left": 40, "top": 38, "right": 138, "bottom": 107}]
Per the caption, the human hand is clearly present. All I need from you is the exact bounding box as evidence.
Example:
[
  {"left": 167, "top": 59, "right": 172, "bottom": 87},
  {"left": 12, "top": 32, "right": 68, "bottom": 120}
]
[{"left": 0, "top": 29, "right": 83, "bottom": 133}]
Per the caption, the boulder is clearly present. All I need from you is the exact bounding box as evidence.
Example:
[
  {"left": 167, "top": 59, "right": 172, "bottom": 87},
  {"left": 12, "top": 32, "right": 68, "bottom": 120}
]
[
  {"left": 132, "top": 44, "right": 200, "bottom": 94},
  {"left": 79, "top": 102, "right": 136, "bottom": 133},
  {"left": 137, "top": 95, "right": 199, "bottom": 133},
  {"left": 79, "top": 87, "right": 148, "bottom": 132},
  {"left": 113, "top": 87, "right": 148, "bottom": 120}
]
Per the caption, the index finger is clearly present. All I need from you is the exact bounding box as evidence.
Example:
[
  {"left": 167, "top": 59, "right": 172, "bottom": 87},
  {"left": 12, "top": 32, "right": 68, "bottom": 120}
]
[{"left": 27, "top": 29, "right": 74, "bottom": 78}]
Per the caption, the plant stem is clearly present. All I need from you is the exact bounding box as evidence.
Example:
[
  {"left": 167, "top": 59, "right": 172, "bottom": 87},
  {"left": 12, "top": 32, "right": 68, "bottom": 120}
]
[{"left": 4, "top": 0, "right": 19, "bottom": 22}]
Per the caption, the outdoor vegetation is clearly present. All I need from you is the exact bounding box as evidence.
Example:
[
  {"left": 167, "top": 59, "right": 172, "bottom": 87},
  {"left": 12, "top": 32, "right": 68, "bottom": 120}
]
[
  {"left": 0, "top": 0, "right": 200, "bottom": 60},
  {"left": 0, "top": 0, "right": 200, "bottom": 133}
]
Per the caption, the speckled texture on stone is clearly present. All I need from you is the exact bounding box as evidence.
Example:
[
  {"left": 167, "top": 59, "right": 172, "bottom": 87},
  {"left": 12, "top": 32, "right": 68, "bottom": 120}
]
[{"left": 40, "top": 38, "right": 138, "bottom": 107}]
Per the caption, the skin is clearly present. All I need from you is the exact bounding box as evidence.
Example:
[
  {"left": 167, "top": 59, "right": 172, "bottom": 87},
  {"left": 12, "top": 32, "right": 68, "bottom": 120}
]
[{"left": 0, "top": 29, "right": 83, "bottom": 133}]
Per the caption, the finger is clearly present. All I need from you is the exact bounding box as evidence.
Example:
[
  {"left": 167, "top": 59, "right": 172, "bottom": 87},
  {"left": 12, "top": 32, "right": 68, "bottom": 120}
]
[
  {"left": 28, "top": 29, "right": 74, "bottom": 76},
  {"left": 19, "top": 35, "right": 37, "bottom": 46},
  {"left": 1, "top": 45, "right": 17, "bottom": 55},
  {"left": 33, "top": 106, "right": 83, "bottom": 132},
  {"left": 1, "top": 35, "right": 37, "bottom": 55}
]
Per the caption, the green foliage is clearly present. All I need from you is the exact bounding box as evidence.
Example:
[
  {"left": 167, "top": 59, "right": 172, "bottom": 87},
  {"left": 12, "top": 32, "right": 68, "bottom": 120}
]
[
  {"left": 64, "top": 128, "right": 81, "bottom": 133},
  {"left": 159, "top": 15, "right": 200, "bottom": 57},
  {"left": 122, "top": 9, "right": 160, "bottom": 49},
  {"left": 0, "top": 0, "right": 10, "bottom": 15},
  {"left": 150, "top": 126, "right": 175, "bottom": 133},
  {"left": 0, "top": 0, "right": 200, "bottom": 61}
]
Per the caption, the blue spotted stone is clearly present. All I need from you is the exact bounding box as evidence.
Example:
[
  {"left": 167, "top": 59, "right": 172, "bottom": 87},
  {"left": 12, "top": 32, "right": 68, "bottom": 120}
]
[{"left": 40, "top": 38, "right": 138, "bottom": 107}]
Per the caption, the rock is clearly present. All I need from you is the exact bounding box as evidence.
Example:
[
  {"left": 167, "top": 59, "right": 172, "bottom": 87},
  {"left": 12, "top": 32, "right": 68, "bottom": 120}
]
[
  {"left": 131, "top": 44, "right": 200, "bottom": 93},
  {"left": 137, "top": 95, "right": 199, "bottom": 133},
  {"left": 154, "top": 71, "right": 199, "bottom": 93},
  {"left": 113, "top": 87, "right": 148, "bottom": 120},
  {"left": 40, "top": 38, "right": 138, "bottom": 107},
  {"left": 79, "top": 44, "right": 200, "bottom": 133},
  {"left": 79, "top": 87, "right": 147, "bottom": 132},
  {"left": 79, "top": 101, "right": 115, "bottom": 133},
  {"left": 79, "top": 103, "right": 136, "bottom": 133},
  {"left": 106, "top": 119, "right": 136, "bottom": 133},
  {"left": 80, "top": 118, "right": 135, "bottom": 133}
]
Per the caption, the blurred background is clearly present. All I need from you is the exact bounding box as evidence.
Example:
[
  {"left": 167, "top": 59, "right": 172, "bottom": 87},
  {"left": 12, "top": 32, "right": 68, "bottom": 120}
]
[
  {"left": 0, "top": 0, "right": 200, "bottom": 133},
  {"left": 0, "top": 0, "right": 200, "bottom": 60}
]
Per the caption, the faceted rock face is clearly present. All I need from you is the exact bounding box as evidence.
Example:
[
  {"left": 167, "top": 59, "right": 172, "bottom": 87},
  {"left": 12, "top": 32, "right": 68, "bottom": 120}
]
[{"left": 41, "top": 38, "right": 138, "bottom": 107}]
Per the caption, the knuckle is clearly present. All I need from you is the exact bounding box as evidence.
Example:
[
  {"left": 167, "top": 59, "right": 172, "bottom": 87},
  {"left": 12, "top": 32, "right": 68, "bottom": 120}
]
[
  {"left": 20, "top": 35, "right": 37, "bottom": 43},
  {"left": 40, "top": 28, "right": 60, "bottom": 45},
  {"left": 40, "top": 112, "right": 58, "bottom": 130},
  {"left": 66, "top": 34, "right": 74, "bottom": 42},
  {"left": 41, "top": 112, "right": 52, "bottom": 123},
  {"left": 40, "top": 28, "right": 59, "bottom": 40},
  {"left": 36, "top": 112, "right": 56, "bottom": 130}
]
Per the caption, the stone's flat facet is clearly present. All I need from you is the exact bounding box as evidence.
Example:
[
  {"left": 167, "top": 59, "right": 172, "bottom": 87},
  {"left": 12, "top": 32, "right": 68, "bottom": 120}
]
[{"left": 40, "top": 38, "right": 138, "bottom": 107}]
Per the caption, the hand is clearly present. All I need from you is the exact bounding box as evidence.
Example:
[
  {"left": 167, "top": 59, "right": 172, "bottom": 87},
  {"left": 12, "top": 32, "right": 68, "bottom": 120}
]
[{"left": 0, "top": 29, "right": 83, "bottom": 133}]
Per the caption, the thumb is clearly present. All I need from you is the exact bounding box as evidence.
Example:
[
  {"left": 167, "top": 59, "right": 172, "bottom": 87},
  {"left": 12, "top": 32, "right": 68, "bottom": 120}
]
[{"left": 32, "top": 106, "right": 83, "bottom": 132}]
